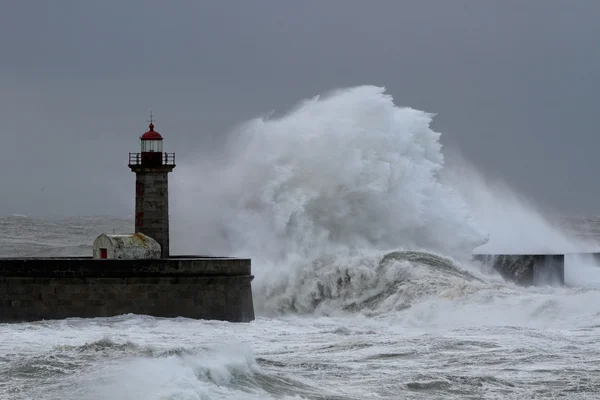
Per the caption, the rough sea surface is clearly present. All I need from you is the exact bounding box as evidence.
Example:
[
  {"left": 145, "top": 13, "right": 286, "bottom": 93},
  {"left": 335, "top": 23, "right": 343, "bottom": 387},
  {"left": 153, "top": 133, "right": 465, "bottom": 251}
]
[
  {"left": 3, "top": 87, "right": 600, "bottom": 399},
  {"left": 3, "top": 218, "right": 600, "bottom": 400}
]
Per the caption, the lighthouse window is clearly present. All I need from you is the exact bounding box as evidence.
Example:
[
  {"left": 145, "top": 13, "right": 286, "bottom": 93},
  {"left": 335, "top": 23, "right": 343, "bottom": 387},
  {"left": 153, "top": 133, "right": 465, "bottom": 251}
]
[{"left": 141, "top": 139, "right": 163, "bottom": 153}]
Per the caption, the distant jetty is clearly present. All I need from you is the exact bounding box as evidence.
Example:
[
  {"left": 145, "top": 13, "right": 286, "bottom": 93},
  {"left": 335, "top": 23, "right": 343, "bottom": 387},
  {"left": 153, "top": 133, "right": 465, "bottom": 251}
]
[
  {"left": 473, "top": 253, "right": 564, "bottom": 286},
  {"left": 0, "top": 120, "right": 254, "bottom": 323}
]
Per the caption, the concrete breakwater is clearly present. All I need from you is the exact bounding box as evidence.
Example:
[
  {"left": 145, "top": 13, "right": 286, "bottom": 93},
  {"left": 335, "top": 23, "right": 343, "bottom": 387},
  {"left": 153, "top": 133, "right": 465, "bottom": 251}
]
[
  {"left": 0, "top": 257, "right": 255, "bottom": 323},
  {"left": 473, "top": 254, "right": 565, "bottom": 286}
]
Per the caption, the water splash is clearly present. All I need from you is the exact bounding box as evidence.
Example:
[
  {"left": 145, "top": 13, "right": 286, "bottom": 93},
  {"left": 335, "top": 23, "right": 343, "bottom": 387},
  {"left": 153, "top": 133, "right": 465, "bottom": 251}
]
[
  {"left": 172, "top": 86, "right": 487, "bottom": 266},
  {"left": 441, "top": 150, "right": 592, "bottom": 255},
  {"left": 170, "top": 85, "right": 600, "bottom": 314}
]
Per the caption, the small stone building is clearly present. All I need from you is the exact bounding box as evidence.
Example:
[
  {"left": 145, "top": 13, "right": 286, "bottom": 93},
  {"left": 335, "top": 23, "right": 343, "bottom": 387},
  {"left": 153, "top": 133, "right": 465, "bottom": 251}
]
[{"left": 93, "top": 233, "right": 161, "bottom": 259}]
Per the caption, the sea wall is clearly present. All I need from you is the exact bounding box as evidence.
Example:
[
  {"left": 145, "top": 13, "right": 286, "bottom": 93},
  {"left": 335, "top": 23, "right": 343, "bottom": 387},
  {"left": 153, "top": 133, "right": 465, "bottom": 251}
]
[
  {"left": 473, "top": 254, "right": 565, "bottom": 286},
  {"left": 0, "top": 257, "right": 254, "bottom": 323}
]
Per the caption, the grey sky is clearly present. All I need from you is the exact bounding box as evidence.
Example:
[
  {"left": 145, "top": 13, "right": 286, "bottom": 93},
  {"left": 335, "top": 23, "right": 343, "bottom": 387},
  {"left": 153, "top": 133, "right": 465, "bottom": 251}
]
[{"left": 1, "top": 0, "right": 599, "bottom": 217}]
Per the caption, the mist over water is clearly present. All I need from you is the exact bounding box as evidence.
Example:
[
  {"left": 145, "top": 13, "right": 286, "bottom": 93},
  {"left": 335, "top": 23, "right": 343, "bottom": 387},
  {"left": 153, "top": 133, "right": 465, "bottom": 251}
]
[
  {"left": 441, "top": 149, "right": 600, "bottom": 290},
  {"left": 442, "top": 151, "right": 591, "bottom": 255}
]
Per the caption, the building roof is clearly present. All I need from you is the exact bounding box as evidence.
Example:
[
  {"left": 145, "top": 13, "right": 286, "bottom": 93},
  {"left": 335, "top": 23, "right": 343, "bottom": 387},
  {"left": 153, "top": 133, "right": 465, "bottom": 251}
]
[
  {"left": 93, "top": 233, "right": 161, "bottom": 259},
  {"left": 141, "top": 123, "right": 163, "bottom": 140},
  {"left": 95, "top": 233, "right": 160, "bottom": 248}
]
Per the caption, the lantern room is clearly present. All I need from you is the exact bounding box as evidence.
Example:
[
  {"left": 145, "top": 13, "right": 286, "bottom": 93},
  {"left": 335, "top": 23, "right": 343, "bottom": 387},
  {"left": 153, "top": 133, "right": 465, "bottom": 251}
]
[
  {"left": 128, "top": 121, "right": 175, "bottom": 168},
  {"left": 141, "top": 123, "right": 163, "bottom": 153},
  {"left": 139, "top": 123, "right": 163, "bottom": 166}
]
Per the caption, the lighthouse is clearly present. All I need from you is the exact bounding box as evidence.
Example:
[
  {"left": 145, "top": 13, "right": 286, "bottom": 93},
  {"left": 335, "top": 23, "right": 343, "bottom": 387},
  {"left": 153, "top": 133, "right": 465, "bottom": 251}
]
[
  {"left": 128, "top": 119, "right": 175, "bottom": 258},
  {"left": 0, "top": 116, "right": 255, "bottom": 323}
]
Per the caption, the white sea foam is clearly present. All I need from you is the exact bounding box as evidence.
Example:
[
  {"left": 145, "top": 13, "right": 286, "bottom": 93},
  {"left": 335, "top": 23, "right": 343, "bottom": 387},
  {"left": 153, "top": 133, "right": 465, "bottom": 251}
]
[
  {"left": 170, "top": 86, "right": 498, "bottom": 313},
  {"left": 76, "top": 345, "right": 273, "bottom": 400},
  {"left": 172, "top": 86, "right": 490, "bottom": 260},
  {"left": 441, "top": 151, "right": 593, "bottom": 255},
  {"left": 171, "top": 85, "right": 600, "bottom": 316}
]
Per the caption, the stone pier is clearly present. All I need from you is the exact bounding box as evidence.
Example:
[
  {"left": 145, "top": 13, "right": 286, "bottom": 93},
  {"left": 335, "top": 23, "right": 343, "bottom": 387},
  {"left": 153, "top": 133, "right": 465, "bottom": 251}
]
[
  {"left": 473, "top": 254, "right": 565, "bottom": 286},
  {"left": 0, "top": 257, "right": 255, "bottom": 323}
]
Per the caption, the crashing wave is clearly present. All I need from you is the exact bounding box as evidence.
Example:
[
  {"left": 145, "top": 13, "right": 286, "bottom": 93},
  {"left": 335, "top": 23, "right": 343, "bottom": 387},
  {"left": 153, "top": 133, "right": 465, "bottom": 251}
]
[
  {"left": 256, "top": 250, "right": 487, "bottom": 316},
  {"left": 172, "top": 86, "right": 493, "bottom": 314}
]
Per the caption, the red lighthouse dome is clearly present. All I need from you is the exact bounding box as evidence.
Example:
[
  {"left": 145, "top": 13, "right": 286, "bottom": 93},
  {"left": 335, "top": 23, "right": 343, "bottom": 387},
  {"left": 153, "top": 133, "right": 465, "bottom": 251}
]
[
  {"left": 140, "top": 122, "right": 164, "bottom": 156},
  {"left": 141, "top": 123, "right": 163, "bottom": 140}
]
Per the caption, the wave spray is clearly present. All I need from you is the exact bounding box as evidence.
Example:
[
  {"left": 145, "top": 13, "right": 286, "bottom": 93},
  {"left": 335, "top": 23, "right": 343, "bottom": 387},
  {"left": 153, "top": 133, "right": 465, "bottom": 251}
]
[{"left": 171, "top": 85, "right": 597, "bottom": 315}]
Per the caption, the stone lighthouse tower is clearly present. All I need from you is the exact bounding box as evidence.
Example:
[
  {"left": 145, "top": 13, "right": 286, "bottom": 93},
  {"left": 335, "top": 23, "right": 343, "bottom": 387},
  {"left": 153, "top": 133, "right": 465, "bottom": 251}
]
[{"left": 128, "top": 119, "right": 175, "bottom": 257}]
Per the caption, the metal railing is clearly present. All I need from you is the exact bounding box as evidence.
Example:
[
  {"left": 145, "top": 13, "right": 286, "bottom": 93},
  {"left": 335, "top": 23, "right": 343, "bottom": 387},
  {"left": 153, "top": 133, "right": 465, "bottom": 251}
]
[{"left": 128, "top": 152, "right": 176, "bottom": 166}]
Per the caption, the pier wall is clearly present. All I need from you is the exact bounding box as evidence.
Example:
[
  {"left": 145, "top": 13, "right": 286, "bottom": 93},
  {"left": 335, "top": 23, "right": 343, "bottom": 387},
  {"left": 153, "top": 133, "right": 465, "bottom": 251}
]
[
  {"left": 473, "top": 254, "right": 565, "bottom": 286},
  {"left": 0, "top": 257, "right": 254, "bottom": 323}
]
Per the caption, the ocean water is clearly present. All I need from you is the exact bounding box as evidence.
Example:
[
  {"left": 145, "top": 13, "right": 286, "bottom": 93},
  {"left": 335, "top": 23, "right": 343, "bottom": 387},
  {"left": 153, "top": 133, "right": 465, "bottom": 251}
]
[{"left": 3, "top": 86, "right": 600, "bottom": 399}]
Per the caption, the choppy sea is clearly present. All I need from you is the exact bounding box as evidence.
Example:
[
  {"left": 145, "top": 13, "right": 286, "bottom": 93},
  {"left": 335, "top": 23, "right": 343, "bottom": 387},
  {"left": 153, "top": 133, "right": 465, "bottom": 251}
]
[{"left": 1, "top": 215, "right": 600, "bottom": 399}]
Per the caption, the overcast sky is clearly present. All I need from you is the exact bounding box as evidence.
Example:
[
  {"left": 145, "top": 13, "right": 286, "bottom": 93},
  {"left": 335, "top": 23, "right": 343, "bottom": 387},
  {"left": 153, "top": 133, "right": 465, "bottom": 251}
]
[{"left": 1, "top": 0, "right": 599, "bottom": 217}]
